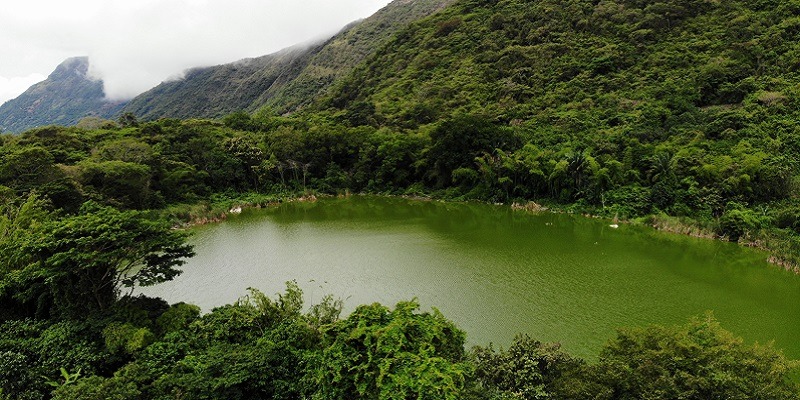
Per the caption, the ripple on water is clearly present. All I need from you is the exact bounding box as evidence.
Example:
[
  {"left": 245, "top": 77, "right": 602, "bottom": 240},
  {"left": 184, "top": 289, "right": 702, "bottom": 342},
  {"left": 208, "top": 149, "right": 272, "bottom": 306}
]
[{"left": 140, "top": 197, "right": 800, "bottom": 360}]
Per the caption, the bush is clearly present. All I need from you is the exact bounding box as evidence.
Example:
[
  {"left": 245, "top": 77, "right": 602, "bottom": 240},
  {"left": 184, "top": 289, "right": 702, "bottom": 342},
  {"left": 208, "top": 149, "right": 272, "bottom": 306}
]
[
  {"left": 315, "top": 301, "right": 471, "bottom": 399},
  {"left": 603, "top": 185, "right": 652, "bottom": 217},
  {"left": 471, "top": 335, "right": 581, "bottom": 399},
  {"left": 156, "top": 303, "right": 201, "bottom": 336},
  {"left": 592, "top": 315, "right": 799, "bottom": 399},
  {"left": 718, "top": 205, "right": 769, "bottom": 241},
  {"left": 103, "top": 323, "right": 154, "bottom": 355}
]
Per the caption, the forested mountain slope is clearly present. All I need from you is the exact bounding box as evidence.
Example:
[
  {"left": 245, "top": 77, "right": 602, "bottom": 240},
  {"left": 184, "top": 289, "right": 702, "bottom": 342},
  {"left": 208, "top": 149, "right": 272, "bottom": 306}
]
[
  {"left": 331, "top": 0, "right": 800, "bottom": 129},
  {"left": 0, "top": 57, "right": 125, "bottom": 133},
  {"left": 122, "top": 0, "right": 451, "bottom": 120},
  {"left": 119, "top": 45, "right": 317, "bottom": 120},
  {"left": 259, "top": 0, "right": 453, "bottom": 114},
  {"left": 323, "top": 0, "right": 800, "bottom": 234}
]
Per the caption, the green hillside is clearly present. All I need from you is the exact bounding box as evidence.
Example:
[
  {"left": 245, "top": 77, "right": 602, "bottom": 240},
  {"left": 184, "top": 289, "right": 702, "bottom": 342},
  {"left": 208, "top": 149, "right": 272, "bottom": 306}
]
[
  {"left": 122, "top": 0, "right": 452, "bottom": 120},
  {"left": 3, "top": 0, "right": 800, "bottom": 397},
  {"left": 331, "top": 0, "right": 800, "bottom": 128},
  {"left": 260, "top": 0, "right": 453, "bottom": 114},
  {"left": 0, "top": 57, "right": 125, "bottom": 133},
  {"left": 318, "top": 0, "right": 800, "bottom": 244},
  {"left": 120, "top": 45, "right": 317, "bottom": 120},
  {"left": 4, "top": 0, "right": 796, "bottom": 260}
]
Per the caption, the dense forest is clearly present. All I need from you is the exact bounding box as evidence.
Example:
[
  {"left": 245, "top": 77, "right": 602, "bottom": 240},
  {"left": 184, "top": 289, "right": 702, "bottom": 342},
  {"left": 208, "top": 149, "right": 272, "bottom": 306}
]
[
  {"left": 0, "top": 110, "right": 797, "bottom": 399},
  {"left": 2, "top": 0, "right": 800, "bottom": 397},
  {"left": 320, "top": 0, "right": 800, "bottom": 267}
]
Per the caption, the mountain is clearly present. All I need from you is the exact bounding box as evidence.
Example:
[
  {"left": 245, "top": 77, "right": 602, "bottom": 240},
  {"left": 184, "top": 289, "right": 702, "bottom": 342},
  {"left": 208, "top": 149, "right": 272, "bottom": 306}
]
[
  {"left": 0, "top": 57, "right": 125, "bottom": 133},
  {"left": 121, "top": 0, "right": 451, "bottom": 120},
  {"left": 119, "top": 44, "right": 320, "bottom": 121},
  {"left": 258, "top": 0, "right": 452, "bottom": 114},
  {"left": 314, "top": 0, "right": 800, "bottom": 222},
  {"left": 327, "top": 0, "right": 800, "bottom": 130}
]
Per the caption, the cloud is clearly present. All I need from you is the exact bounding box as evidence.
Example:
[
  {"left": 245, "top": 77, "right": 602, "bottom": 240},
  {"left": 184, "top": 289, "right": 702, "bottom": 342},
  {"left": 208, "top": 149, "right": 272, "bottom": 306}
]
[
  {"left": 0, "top": 0, "right": 392, "bottom": 101},
  {"left": 0, "top": 74, "right": 47, "bottom": 105}
]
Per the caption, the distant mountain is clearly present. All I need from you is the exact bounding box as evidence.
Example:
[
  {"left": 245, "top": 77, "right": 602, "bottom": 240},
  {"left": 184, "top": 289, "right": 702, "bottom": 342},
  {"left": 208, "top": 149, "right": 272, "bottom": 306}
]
[
  {"left": 122, "top": 0, "right": 451, "bottom": 120},
  {"left": 0, "top": 57, "right": 125, "bottom": 133},
  {"left": 119, "top": 44, "right": 319, "bottom": 120}
]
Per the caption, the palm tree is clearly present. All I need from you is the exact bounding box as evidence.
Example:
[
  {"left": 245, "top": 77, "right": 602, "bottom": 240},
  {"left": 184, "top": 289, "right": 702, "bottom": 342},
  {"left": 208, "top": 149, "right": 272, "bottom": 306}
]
[{"left": 648, "top": 152, "right": 673, "bottom": 183}]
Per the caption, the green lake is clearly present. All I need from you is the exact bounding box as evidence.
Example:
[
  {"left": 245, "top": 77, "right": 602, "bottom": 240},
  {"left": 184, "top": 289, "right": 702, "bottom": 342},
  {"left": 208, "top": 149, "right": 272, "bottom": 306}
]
[{"left": 140, "top": 196, "right": 800, "bottom": 359}]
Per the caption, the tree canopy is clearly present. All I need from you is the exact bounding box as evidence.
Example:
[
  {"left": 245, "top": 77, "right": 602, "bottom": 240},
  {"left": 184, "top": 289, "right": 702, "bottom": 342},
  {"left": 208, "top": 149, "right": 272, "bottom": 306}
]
[{"left": 0, "top": 198, "right": 193, "bottom": 318}]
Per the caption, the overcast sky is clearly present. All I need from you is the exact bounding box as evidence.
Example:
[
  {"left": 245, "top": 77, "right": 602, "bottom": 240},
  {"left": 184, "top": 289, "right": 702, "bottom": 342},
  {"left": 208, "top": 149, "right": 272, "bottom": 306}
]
[{"left": 0, "top": 0, "right": 392, "bottom": 104}]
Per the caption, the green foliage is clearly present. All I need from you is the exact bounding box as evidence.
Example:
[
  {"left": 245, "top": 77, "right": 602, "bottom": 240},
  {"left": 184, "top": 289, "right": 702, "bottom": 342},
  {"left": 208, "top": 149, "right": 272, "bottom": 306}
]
[
  {"left": 156, "top": 302, "right": 201, "bottom": 336},
  {"left": 103, "top": 323, "right": 154, "bottom": 355},
  {"left": 43, "top": 367, "right": 82, "bottom": 388},
  {"left": 591, "top": 315, "right": 800, "bottom": 399},
  {"left": 0, "top": 350, "right": 40, "bottom": 399},
  {"left": 52, "top": 375, "right": 141, "bottom": 400},
  {"left": 603, "top": 185, "right": 653, "bottom": 217},
  {"left": 0, "top": 201, "right": 194, "bottom": 317},
  {"left": 87, "top": 283, "right": 324, "bottom": 400},
  {"left": 315, "top": 301, "right": 471, "bottom": 399},
  {"left": 77, "top": 160, "right": 152, "bottom": 209},
  {"left": 471, "top": 335, "right": 581, "bottom": 399},
  {"left": 117, "top": 112, "right": 139, "bottom": 128},
  {"left": 307, "top": 294, "right": 344, "bottom": 329},
  {"left": 718, "top": 203, "right": 771, "bottom": 241},
  {"left": 0, "top": 319, "right": 106, "bottom": 399},
  {"left": 428, "top": 115, "right": 517, "bottom": 188},
  {"left": 316, "top": 0, "right": 800, "bottom": 229},
  {"left": 0, "top": 146, "right": 61, "bottom": 196}
]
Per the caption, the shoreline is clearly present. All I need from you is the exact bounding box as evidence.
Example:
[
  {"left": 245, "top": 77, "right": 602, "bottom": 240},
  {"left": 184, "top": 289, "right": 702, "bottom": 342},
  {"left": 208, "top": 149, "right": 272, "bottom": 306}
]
[
  {"left": 167, "top": 193, "right": 322, "bottom": 229},
  {"left": 508, "top": 200, "right": 799, "bottom": 274},
  {"left": 167, "top": 192, "right": 799, "bottom": 274}
]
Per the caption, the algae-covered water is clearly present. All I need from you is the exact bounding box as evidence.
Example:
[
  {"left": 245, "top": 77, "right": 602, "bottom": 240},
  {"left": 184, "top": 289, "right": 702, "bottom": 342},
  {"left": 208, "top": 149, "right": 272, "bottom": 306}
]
[{"left": 140, "top": 196, "right": 800, "bottom": 359}]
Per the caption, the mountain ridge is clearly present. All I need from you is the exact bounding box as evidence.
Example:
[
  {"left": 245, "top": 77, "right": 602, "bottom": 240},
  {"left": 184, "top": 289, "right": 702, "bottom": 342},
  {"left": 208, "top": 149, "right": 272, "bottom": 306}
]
[
  {"left": 121, "top": 0, "right": 452, "bottom": 120},
  {"left": 0, "top": 0, "right": 452, "bottom": 129},
  {"left": 0, "top": 57, "right": 125, "bottom": 133}
]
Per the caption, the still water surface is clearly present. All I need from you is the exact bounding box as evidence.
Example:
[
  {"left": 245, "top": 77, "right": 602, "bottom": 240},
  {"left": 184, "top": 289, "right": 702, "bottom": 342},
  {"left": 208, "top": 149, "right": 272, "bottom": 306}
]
[{"left": 141, "top": 196, "right": 800, "bottom": 359}]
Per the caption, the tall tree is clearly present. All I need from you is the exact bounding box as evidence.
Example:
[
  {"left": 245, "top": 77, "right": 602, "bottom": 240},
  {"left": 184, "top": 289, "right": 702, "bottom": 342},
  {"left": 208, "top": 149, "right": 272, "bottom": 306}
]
[{"left": 0, "top": 200, "right": 194, "bottom": 318}]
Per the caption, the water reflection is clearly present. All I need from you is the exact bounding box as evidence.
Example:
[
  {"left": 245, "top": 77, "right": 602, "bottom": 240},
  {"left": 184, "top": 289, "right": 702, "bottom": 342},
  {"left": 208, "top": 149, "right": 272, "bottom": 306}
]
[{"left": 140, "top": 196, "right": 800, "bottom": 360}]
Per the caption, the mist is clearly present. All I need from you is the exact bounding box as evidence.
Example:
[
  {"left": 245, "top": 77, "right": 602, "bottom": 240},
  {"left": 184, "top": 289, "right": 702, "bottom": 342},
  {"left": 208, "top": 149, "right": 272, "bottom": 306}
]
[{"left": 0, "top": 0, "right": 392, "bottom": 102}]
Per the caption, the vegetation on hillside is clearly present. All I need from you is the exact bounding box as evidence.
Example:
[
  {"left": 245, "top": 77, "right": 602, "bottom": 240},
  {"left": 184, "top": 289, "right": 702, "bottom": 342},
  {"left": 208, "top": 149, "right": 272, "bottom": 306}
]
[
  {"left": 0, "top": 57, "right": 124, "bottom": 134},
  {"left": 259, "top": 0, "right": 454, "bottom": 115},
  {"left": 119, "top": 45, "right": 319, "bottom": 121},
  {"left": 2, "top": 0, "right": 800, "bottom": 397},
  {"left": 320, "top": 0, "right": 800, "bottom": 266},
  {"left": 121, "top": 0, "right": 452, "bottom": 121}
]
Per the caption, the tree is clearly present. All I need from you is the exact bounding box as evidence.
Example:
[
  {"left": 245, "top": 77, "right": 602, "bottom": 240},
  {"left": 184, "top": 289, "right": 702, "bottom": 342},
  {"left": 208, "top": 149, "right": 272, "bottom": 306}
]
[
  {"left": 592, "top": 315, "right": 800, "bottom": 399},
  {"left": 315, "top": 301, "right": 471, "bottom": 399},
  {"left": 0, "top": 201, "right": 194, "bottom": 317},
  {"left": 224, "top": 136, "right": 265, "bottom": 188},
  {"left": 117, "top": 112, "right": 139, "bottom": 128},
  {"left": 77, "top": 160, "right": 152, "bottom": 209},
  {"left": 222, "top": 111, "right": 255, "bottom": 131},
  {"left": 472, "top": 335, "right": 582, "bottom": 400},
  {"left": 0, "top": 146, "right": 59, "bottom": 193},
  {"left": 427, "top": 115, "right": 516, "bottom": 188}
]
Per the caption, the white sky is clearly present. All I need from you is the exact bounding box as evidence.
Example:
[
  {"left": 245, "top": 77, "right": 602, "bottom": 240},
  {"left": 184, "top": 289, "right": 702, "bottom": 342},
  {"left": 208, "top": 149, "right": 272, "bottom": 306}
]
[{"left": 0, "top": 0, "right": 392, "bottom": 103}]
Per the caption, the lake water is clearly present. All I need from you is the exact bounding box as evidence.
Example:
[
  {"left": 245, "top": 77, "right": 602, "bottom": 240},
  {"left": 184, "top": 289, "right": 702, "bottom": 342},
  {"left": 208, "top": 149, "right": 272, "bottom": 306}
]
[{"left": 140, "top": 196, "right": 800, "bottom": 359}]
